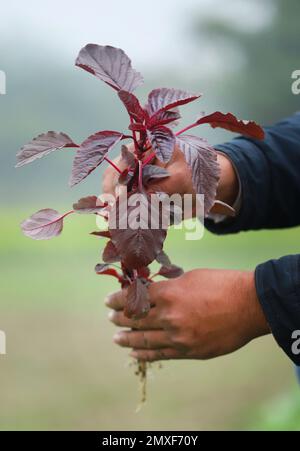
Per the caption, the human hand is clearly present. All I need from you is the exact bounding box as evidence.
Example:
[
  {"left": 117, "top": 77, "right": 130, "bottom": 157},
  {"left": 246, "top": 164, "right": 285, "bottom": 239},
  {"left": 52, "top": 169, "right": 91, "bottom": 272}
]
[
  {"left": 102, "top": 144, "right": 239, "bottom": 216},
  {"left": 106, "top": 269, "right": 270, "bottom": 361}
]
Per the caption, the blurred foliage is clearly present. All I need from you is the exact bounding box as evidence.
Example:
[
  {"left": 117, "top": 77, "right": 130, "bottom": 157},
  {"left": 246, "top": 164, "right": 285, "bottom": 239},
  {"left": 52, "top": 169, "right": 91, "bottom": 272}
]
[
  {"left": 1, "top": 0, "right": 299, "bottom": 430},
  {"left": 0, "top": 208, "right": 297, "bottom": 429},
  {"left": 193, "top": 0, "right": 300, "bottom": 123},
  {"left": 249, "top": 389, "right": 300, "bottom": 430}
]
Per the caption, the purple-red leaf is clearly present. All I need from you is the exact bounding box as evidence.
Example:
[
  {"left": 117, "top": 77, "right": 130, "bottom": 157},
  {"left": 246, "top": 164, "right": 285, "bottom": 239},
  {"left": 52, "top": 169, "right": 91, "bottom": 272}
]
[
  {"left": 70, "top": 131, "right": 123, "bottom": 187},
  {"left": 158, "top": 264, "right": 184, "bottom": 279},
  {"left": 73, "top": 195, "right": 106, "bottom": 213},
  {"left": 109, "top": 192, "right": 167, "bottom": 269},
  {"left": 147, "top": 88, "right": 201, "bottom": 116},
  {"left": 177, "top": 135, "right": 220, "bottom": 215},
  {"left": 102, "top": 240, "right": 120, "bottom": 263},
  {"left": 155, "top": 250, "right": 184, "bottom": 278},
  {"left": 95, "top": 263, "right": 123, "bottom": 281},
  {"left": 147, "top": 126, "right": 175, "bottom": 163},
  {"left": 128, "top": 123, "right": 146, "bottom": 132},
  {"left": 156, "top": 250, "right": 171, "bottom": 266},
  {"left": 196, "top": 111, "right": 265, "bottom": 140},
  {"left": 118, "top": 90, "right": 146, "bottom": 122},
  {"left": 90, "top": 230, "right": 111, "bottom": 238},
  {"left": 124, "top": 278, "right": 150, "bottom": 319},
  {"left": 147, "top": 108, "right": 181, "bottom": 129},
  {"left": 75, "top": 44, "right": 143, "bottom": 92},
  {"left": 16, "top": 131, "right": 78, "bottom": 167},
  {"left": 21, "top": 208, "right": 67, "bottom": 240},
  {"left": 212, "top": 200, "right": 236, "bottom": 217},
  {"left": 142, "top": 165, "right": 170, "bottom": 184}
]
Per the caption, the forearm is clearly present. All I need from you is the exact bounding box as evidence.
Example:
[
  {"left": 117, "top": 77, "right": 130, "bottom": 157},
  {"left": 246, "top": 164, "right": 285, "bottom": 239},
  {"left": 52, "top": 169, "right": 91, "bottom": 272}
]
[
  {"left": 255, "top": 254, "right": 300, "bottom": 365},
  {"left": 206, "top": 112, "right": 300, "bottom": 233}
]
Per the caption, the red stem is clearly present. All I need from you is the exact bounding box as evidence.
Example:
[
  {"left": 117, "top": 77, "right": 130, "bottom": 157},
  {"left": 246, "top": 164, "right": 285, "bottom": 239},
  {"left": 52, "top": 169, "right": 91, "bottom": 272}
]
[
  {"left": 62, "top": 210, "right": 75, "bottom": 218},
  {"left": 176, "top": 121, "right": 198, "bottom": 136},
  {"left": 142, "top": 152, "right": 156, "bottom": 167},
  {"left": 130, "top": 117, "right": 139, "bottom": 154},
  {"left": 138, "top": 160, "right": 143, "bottom": 190},
  {"left": 104, "top": 157, "right": 122, "bottom": 174}
]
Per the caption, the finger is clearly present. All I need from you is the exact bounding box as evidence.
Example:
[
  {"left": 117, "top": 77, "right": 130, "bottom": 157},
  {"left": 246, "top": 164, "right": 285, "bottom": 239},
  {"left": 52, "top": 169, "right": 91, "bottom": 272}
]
[
  {"left": 106, "top": 280, "right": 168, "bottom": 312},
  {"left": 130, "top": 348, "right": 184, "bottom": 362},
  {"left": 113, "top": 330, "right": 171, "bottom": 349},
  {"left": 105, "top": 290, "right": 127, "bottom": 311},
  {"left": 108, "top": 307, "right": 162, "bottom": 329}
]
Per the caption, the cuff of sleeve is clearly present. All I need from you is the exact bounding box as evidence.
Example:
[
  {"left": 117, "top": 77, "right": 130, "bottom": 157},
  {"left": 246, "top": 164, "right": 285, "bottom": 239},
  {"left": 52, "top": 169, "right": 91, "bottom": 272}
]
[
  {"left": 255, "top": 256, "right": 300, "bottom": 365},
  {"left": 207, "top": 151, "right": 242, "bottom": 224},
  {"left": 205, "top": 138, "right": 271, "bottom": 234}
]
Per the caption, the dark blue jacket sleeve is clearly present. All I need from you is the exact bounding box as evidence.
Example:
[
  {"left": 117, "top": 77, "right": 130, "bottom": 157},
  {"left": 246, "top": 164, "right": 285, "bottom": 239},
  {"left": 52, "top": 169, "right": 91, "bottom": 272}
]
[{"left": 205, "top": 112, "right": 300, "bottom": 365}]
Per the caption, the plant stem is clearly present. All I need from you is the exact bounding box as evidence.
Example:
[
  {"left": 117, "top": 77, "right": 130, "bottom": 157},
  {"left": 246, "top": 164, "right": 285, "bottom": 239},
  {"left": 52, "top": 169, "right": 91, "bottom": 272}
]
[
  {"left": 142, "top": 152, "right": 156, "bottom": 167},
  {"left": 130, "top": 117, "right": 139, "bottom": 154},
  {"left": 104, "top": 157, "right": 122, "bottom": 174},
  {"left": 176, "top": 122, "right": 197, "bottom": 136},
  {"left": 62, "top": 210, "right": 75, "bottom": 218},
  {"left": 138, "top": 161, "right": 143, "bottom": 191}
]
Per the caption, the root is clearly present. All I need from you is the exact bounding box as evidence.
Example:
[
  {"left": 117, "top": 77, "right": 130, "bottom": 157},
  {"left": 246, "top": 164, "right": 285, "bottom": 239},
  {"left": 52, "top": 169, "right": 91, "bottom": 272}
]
[{"left": 135, "top": 359, "right": 147, "bottom": 411}]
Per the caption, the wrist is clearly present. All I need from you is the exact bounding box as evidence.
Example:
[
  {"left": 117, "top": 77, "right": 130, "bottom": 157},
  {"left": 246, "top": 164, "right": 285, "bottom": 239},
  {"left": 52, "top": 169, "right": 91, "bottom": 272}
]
[
  {"left": 240, "top": 271, "right": 270, "bottom": 341},
  {"left": 216, "top": 153, "right": 239, "bottom": 206}
]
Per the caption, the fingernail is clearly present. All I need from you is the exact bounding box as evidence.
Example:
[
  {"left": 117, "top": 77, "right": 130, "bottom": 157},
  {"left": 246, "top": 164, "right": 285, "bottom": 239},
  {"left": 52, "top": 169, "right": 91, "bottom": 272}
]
[
  {"left": 108, "top": 311, "right": 114, "bottom": 321},
  {"left": 105, "top": 295, "right": 112, "bottom": 307},
  {"left": 113, "top": 333, "right": 122, "bottom": 344}
]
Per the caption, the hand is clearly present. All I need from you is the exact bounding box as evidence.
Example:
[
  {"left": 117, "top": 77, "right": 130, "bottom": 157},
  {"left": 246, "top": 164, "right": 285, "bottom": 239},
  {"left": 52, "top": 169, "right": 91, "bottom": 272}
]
[
  {"left": 106, "top": 269, "right": 270, "bottom": 361},
  {"left": 102, "top": 144, "right": 239, "bottom": 215}
]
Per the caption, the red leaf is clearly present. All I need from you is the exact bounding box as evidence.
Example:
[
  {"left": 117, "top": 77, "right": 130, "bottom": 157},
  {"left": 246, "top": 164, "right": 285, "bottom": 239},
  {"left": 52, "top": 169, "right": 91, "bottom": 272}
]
[
  {"left": 70, "top": 131, "right": 123, "bottom": 187},
  {"left": 21, "top": 208, "right": 68, "bottom": 240},
  {"left": 196, "top": 111, "right": 265, "bottom": 140},
  {"left": 147, "top": 126, "right": 175, "bottom": 163},
  {"left": 94, "top": 263, "right": 122, "bottom": 281},
  {"left": 102, "top": 240, "right": 120, "bottom": 263},
  {"left": 124, "top": 278, "right": 150, "bottom": 319},
  {"left": 177, "top": 135, "right": 220, "bottom": 215},
  {"left": 212, "top": 200, "right": 236, "bottom": 217},
  {"left": 158, "top": 264, "right": 183, "bottom": 279},
  {"left": 75, "top": 44, "right": 143, "bottom": 92},
  {"left": 137, "top": 266, "right": 151, "bottom": 279},
  {"left": 118, "top": 90, "right": 146, "bottom": 122},
  {"left": 109, "top": 192, "right": 167, "bottom": 269},
  {"left": 90, "top": 230, "right": 111, "bottom": 238},
  {"left": 156, "top": 250, "right": 171, "bottom": 266},
  {"left": 128, "top": 122, "right": 146, "bottom": 132},
  {"left": 147, "top": 108, "right": 181, "bottom": 128},
  {"left": 142, "top": 165, "right": 170, "bottom": 185},
  {"left": 156, "top": 251, "right": 184, "bottom": 278},
  {"left": 73, "top": 195, "right": 107, "bottom": 213},
  {"left": 16, "top": 131, "right": 78, "bottom": 167},
  {"left": 147, "top": 88, "right": 201, "bottom": 115}
]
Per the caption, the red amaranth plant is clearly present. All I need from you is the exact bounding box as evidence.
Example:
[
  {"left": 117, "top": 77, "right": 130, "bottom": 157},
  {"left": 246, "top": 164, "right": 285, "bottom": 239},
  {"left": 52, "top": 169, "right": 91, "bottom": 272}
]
[{"left": 16, "top": 44, "right": 264, "bottom": 401}]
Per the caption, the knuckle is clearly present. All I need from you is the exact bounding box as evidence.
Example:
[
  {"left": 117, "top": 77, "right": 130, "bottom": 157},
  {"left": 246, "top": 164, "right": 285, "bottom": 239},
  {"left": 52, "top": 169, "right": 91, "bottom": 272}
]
[
  {"left": 158, "top": 282, "right": 177, "bottom": 304},
  {"left": 170, "top": 332, "right": 189, "bottom": 351}
]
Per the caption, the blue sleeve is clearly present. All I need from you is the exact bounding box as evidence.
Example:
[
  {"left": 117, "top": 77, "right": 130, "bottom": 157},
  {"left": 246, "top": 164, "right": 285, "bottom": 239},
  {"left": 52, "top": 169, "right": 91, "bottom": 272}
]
[
  {"left": 205, "top": 112, "right": 300, "bottom": 234},
  {"left": 205, "top": 113, "right": 300, "bottom": 365}
]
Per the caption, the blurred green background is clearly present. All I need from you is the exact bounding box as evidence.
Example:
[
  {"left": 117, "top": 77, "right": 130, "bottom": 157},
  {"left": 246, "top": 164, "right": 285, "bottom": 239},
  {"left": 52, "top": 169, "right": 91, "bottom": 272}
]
[{"left": 0, "top": 0, "right": 299, "bottom": 430}]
